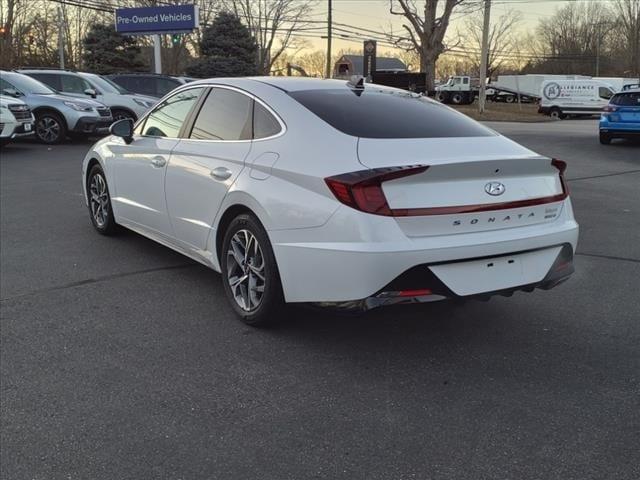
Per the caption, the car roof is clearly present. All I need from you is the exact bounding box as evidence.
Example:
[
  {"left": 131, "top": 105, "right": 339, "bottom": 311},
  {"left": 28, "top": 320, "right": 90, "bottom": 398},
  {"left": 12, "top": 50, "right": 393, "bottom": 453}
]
[
  {"left": 186, "top": 76, "right": 399, "bottom": 94},
  {"left": 18, "top": 69, "right": 75, "bottom": 75},
  {"left": 249, "top": 77, "right": 350, "bottom": 92},
  {"left": 616, "top": 88, "right": 640, "bottom": 94}
]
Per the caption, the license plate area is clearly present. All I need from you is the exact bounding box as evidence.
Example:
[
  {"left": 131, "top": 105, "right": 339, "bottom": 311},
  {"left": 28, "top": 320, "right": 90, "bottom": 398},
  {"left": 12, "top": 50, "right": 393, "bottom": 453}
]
[{"left": 429, "top": 246, "right": 562, "bottom": 296}]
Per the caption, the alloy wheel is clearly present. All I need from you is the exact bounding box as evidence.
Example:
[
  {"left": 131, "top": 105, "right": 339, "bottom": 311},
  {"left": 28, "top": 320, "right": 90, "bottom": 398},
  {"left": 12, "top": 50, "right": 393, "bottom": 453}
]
[
  {"left": 36, "top": 116, "right": 60, "bottom": 143},
  {"left": 89, "top": 173, "right": 110, "bottom": 228},
  {"left": 114, "top": 111, "right": 133, "bottom": 121},
  {"left": 226, "top": 229, "right": 265, "bottom": 312}
]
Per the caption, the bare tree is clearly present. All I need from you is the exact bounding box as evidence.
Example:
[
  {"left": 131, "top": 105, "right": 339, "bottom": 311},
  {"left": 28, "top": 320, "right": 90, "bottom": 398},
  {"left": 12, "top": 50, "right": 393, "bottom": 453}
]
[
  {"left": 389, "top": 0, "right": 478, "bottom": 90},
  {"left": 535, "top": 2, "right": 613, "bottom": 75},
  {"left": 613, "top": 0, "right": 640, "bottom": 76},
  {"left": 222, "top": 0, "right": 317, "bottom": 75},
  {"left": 460, "top": 8, "right": 521, "bottom": 78}
]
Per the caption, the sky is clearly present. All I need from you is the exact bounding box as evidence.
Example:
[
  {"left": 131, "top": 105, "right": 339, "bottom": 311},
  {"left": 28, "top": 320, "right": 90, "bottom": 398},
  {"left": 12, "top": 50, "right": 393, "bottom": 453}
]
[{"left": 296, "top": 0, "right": 599, "bottom": 54}]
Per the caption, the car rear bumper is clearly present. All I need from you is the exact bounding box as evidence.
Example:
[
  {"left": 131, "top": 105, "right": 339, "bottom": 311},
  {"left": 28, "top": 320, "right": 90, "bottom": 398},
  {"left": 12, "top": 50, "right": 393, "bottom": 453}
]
[
  {"left": 321, "top": 244, "right": 575, "bottom": 311},
  {"left": 599, "top": 126, "right": 640, "bottom": 136},
  {"left": 270, "top": 199, "right": 579, "bottom": 303}
]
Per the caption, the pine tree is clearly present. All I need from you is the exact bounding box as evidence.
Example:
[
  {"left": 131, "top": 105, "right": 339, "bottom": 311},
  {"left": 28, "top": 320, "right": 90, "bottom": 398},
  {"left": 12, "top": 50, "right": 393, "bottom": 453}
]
[
  {"left": 82, "top": 24, "right": 147, "bottom": 74},
  {"left": 186, "top": 12, "right": 258, "bottom": 78}
]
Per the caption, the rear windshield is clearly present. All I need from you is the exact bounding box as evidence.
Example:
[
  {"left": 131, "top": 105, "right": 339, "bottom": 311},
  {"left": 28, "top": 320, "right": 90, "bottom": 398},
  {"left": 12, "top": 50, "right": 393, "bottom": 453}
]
[
  {"left": 611, "top": 92, "right": 640, "bottom": 106},
  {"left": 288, "top": 88, "right": 494, "bottom": 138}
]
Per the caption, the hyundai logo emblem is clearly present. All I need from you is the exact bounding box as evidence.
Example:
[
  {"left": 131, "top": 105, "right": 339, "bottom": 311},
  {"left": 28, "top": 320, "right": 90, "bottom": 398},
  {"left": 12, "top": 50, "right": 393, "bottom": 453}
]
[{"left": 485, "top": 181, "right": 506, "bottom": 196}]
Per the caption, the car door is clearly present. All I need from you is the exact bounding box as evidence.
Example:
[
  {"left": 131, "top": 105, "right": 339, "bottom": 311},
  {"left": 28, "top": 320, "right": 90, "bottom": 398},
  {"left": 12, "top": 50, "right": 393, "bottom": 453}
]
[
  {"left": 164, "top": 86, "right": 254, "bottom": 250},
  {"left": 110, "top": 87, "right": 204, "bottom": 238}
]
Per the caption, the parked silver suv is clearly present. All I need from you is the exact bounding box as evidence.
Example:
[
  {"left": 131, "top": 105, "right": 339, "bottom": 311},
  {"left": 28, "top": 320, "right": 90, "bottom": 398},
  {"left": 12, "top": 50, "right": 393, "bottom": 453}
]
[
  {"left": 0, "top": 70, "right": 112, "bottom": 144},
  {"left": 19, "top": 69, "right": 157, "bottom": 121}
]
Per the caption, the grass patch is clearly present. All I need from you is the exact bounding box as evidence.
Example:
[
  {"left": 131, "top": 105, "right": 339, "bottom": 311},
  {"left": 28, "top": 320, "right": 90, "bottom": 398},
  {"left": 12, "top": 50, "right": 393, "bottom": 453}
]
[{"left": 451, "top": 102, "right": 552, "bottom": 122}]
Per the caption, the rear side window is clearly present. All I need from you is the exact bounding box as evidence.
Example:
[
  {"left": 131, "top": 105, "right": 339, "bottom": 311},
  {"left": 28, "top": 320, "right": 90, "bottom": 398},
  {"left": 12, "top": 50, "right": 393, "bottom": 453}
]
[
  {"left": 128, "top": 76, "right": 156, "bottom": 96},
  {"left": 156, "top": 77, "right": 181, "bottom": 97},
  {"left": 190, "top": 88, "right": 252, "bottom": 141},
  {"left": 142, "top": 88, "right": 203, "bottom": 138},
  {"left": 29, "top": 73, "right": 62, "bottom": 91},
  {"left": 253, "top": 102, "right": 281, "bottom": 139},
  {"left": 611, "top": 92, "right": 640, "bottom": 106},
  {"left": 289, "top": 88, "right": 493, "bottom": 138},
  {"left": 61, "top": 74, "right": 92, "bottom": 94}
]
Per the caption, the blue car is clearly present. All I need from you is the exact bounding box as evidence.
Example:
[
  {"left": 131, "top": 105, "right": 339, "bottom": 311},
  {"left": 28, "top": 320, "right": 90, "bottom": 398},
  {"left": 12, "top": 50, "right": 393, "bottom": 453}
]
[{"left": 599, "top": 88, "right": 640, "bottom": 144}]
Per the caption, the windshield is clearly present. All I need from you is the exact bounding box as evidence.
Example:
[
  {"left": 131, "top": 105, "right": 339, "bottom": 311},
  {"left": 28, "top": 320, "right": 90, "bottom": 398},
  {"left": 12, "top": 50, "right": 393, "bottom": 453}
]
[
  {"left": 1, "top": 71, "right": 56, "bottom": 95},
  {"left": 81, "top": 73, "right": 128, "bottom": 94}
]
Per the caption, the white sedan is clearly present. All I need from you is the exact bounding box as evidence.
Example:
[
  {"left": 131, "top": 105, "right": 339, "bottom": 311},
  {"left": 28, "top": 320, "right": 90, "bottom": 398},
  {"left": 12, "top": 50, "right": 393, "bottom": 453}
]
[{"left": 82, "top": 77, "right": 579, "bottom": 325}]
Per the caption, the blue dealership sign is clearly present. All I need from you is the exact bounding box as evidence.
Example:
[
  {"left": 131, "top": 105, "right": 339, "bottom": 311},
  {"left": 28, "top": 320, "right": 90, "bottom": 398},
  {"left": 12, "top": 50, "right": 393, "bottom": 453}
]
[{"left": 115, "top": 4, "right": 198, "bottom": 34}]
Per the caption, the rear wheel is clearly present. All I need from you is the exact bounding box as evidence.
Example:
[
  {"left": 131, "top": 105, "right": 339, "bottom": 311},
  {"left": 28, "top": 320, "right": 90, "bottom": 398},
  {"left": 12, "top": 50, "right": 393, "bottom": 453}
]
[
  {"left": 599, "top": 132, "right": 612, "bottom": 145},
  {"left": 505, "top": 95, "right": 515, "bottom": 103},
  {"left": 35, "top": 111, "right": 66, "bottom": 144},
  {"left": 221, "top": 213, "right": 284, "bottom": 326}
]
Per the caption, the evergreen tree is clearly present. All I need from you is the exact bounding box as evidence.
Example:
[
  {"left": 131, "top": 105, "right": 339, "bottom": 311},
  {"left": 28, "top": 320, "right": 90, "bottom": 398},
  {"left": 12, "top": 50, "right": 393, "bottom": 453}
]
[
  {"left": 83, "top": 24, "right": 147, "bottom": 74},
  {"left": 186, "top": 12, "right": 258, "bottom": 78}
]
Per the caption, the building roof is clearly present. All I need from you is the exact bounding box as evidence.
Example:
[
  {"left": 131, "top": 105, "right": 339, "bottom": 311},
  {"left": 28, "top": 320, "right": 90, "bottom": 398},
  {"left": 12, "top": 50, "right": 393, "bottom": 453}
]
[{"left": 336, "top": 55, "right": 407, "bottom": 75}]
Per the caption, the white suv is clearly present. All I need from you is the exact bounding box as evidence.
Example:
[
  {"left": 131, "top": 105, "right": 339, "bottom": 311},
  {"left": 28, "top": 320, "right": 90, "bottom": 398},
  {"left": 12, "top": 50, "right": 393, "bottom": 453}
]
[{"left": 0, "top": 95, "right": 35, "bottom": 146}]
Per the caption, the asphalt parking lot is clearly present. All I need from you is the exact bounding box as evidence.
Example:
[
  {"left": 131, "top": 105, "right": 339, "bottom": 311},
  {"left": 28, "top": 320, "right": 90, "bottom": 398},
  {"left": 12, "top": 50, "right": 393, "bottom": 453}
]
[{"left": 1, "top": 120, "right": 639, "bottom": 479}]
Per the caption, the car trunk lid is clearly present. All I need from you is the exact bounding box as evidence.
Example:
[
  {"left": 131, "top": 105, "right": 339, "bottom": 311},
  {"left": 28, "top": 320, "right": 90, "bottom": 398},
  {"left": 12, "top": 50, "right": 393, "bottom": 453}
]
[{"left": 356, "top": 136, "right": 567, "bottom": 237}]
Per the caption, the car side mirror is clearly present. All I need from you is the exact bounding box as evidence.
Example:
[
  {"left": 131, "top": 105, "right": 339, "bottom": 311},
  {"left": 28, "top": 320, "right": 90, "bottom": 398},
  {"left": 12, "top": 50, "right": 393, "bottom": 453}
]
[
  {"left": 84, "top": 88, "right": 97, "bottom": 98},
  {"left": 110, "top": 118, "right": 134, "bottom": 144},
  {"left": 2, "top": 88, "right": 20, "bottom": 98}
]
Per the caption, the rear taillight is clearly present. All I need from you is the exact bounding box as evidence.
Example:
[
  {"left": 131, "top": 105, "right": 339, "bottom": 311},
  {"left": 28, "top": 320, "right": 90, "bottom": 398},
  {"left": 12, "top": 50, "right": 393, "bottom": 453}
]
[
  {"left": 325, "top": 165, "right": 428, "bottom": 216},
  {"left": 551, "top": 159, "right": 569, "bottom": 196}
]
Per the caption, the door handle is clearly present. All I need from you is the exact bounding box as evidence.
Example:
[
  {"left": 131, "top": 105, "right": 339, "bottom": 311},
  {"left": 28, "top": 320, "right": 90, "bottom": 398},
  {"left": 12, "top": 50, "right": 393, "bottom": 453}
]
[
  {"left": 151, "top": 156, "right": 166, "bottom": 168},
  {"left": 210, "top": 167, "right": 232, "bottom": 181}
]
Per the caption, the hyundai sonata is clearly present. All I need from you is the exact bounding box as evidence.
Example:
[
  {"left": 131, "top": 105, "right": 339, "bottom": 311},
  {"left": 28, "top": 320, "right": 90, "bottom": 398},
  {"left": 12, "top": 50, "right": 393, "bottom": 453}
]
[{"left": 82, "top": 77, "right": 578, "bottom": 325}]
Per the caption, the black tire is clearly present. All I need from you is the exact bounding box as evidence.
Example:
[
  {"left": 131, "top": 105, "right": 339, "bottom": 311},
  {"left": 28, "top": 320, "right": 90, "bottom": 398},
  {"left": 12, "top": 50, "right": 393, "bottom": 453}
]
[
  {"left": 112, "top": 109, "right": 136, "bottom": 122},
  {"left": 599, "top": 132, "right": 612, "bottom": 145},
  {"left": 86, "top": 164, "right": 118, "bottom": 235},
  {"left": 505, "top": 95, "right": 515, "bottom": 103},
  {"left": 451, "top": 92, "right": 464, "bottom": 105},
  {"left": 0, "top": 138, "right": 9, "bottom": 147},
  {"left": 436, "top": 91, "right": 449, "bottom": 103},
  {"left": 549, "top": 107, "right": 565, "bottom": 120},
  {"left": 220, "top": 213, "right": 284, "bottom": 326},
  {"left": 35, "top": 111, "right": 66, "bottom": 144}
]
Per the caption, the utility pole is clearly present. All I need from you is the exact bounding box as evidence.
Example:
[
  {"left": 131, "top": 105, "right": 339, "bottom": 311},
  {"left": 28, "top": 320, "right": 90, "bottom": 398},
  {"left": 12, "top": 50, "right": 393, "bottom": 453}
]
[
  {"left": 595, "top": 23, "right": 600, "bottom": 76},
  {"left": 325, "top": 0, "right": 332, "bottom": 78},
  {"left": 57, "top": 6, "right": 65, "bottom": 69},
  {"left": 478, "top": 0, "right": 491, "bottom": 114},
  {"left": 153, "top": 34, "right": 162, "bottom": 74}
]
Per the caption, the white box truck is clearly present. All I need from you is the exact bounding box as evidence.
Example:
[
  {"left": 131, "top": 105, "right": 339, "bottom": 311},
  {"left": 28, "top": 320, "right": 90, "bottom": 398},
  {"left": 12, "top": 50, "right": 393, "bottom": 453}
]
[{"left": 538, "top": 79, "right": 616, "bottom": 119}]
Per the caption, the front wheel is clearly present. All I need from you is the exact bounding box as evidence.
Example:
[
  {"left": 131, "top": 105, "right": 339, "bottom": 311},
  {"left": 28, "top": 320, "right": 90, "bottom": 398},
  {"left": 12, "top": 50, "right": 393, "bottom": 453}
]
[
  {"left": 35, "top": 111, "right": 66, "bottom": 144},
  {"left": 435, "top": 91, "right": 448, "bottom": 103},
  {"left": 87, "top": 164, "right": 118, "bottom": 235},
  {"left": 549, "top": 107, "right": 565, "bottom": 120},
  {"left": 112, "top": 109, "right": 136, "bottom": 122},
  {"left": 221, "top": 213, "right": 284, "bottom": 326}
]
